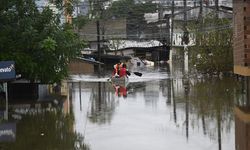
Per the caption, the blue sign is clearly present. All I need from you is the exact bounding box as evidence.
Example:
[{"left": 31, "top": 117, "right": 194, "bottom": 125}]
[
  {"left": 0, "top": 123, "right": 16, "bottom": 142},
  {"left": 0, "top": 61, "right": 16, "bottom": 81}
]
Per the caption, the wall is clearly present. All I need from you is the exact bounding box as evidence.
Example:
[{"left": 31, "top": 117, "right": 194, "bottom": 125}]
[
  {"left": 68, "top": 60, "right": 94, "bottom": 75},
  {"left": 233, "top": 1, "right": 250, "bottom": 75}
]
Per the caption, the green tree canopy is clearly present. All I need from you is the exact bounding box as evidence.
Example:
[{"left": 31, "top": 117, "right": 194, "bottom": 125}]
[
  {"left": 188, "top": 13, "right": 233, "bottom": 74},
  {"left": 104, "top": 0, "right": 156, "bottom": 19},
  {"left": 0, "top": 0, "right": 85, "bottom": 83}
]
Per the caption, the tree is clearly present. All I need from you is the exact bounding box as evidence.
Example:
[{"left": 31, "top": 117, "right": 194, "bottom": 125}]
[
  {"left": 0, "top": 0, "right": 85, "bottom": 83},
  {"left": 88, "top": 0, "right": 111, "bottom": 19},
  {"left": 188, "top": 13, "right": 233, "bottom": 75},
  {"left": 104, "top": 0, "right": 134, "bottom": 19},
  {"left": 104, "top": 0, "right": 156, "bottom": 19},
  {"left": 73, "top": 15, "right": 90, "bottom": 30}
]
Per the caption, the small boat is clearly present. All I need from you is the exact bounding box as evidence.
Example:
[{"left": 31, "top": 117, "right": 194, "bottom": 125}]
[{"left": 109, "top": 76, "right": 129, "bottom": 87}]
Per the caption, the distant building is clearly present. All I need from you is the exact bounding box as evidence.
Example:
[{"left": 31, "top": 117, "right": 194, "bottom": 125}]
[
  {"left": 233, "top": 0, "right": 250, "bottom": 75},
  {"left": 152, "top": 0, "right": 232, "bottom": 8},
  {"left": 78, "top": 1, "right": 89, "bottom": 16},
  {"left": 108, "top": 40, "right": 162, "bottom": 50},
  {"left": 172, "top": 6, "right": 232, "bottom": 47},
  {"left": 144, "top": 0, "right": 232, "bottom": 47},
  {"left": 79, "top": 18, "right": 127, "bottom": 51},
  {"left": 72, "top": 0, "right": 89, "bottom": 17},
  {"left": 35, "top": 0, "right": 66, "bottom": 23},
  {"left": 68, "top": 57, "right": 104, "bottom": 75}
]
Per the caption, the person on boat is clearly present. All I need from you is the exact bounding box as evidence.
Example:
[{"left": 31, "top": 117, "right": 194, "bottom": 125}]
[
  {"left": 112, "top": 62, "right": 122, "bottom": 77},
  {"left": 119, "top": 63, "right": 128, "bottom": 78}
]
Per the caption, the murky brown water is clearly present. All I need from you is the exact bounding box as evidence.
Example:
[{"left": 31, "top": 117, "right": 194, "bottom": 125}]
[
  {"left": 0, "top": 65, "right": 245, "bottom": 150},
  {"left": 70, "top": 67, "right": 241, "bottom": 150}
]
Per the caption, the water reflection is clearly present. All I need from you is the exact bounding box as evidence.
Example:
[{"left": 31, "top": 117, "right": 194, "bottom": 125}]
[
  {"left": 171, "top": 76, "right": 237, "bottom": 150},
  {"left": 234, "top": 106, "right": 250, "bottom": 150},
  {"left": 234, "top": 76, "right": 250, "bottom": 150},
  {"left": 72, "top": 82, "right": 116, "bottom": 125},
  {"left": 0, "top": 72, "right": 243, "bottom": 150},
  {"left": 72, "top": 75, "right": 240, "bottom": 150},
  {"left": 89, "top": 82, "right": 116, "bottom": 124},
  {"left": 0, "top": 105, "right": 89, "bottom": 150},
  {"left": 186, "top": 77, "right": 238, "bottom": 150},
  {"left": 111, "top": 83, "right": 128, "bottom": 98},
  {"left": 144, "top": 81, "right": 160, "bottom": 107},
  {"left": 0, "top": 83, "right": 89, "bottom": 150}
]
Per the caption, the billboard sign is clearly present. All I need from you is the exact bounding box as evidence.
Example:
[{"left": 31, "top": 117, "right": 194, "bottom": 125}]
[{"left": 0, "top": 61, "right": 16, "bottom": 81}]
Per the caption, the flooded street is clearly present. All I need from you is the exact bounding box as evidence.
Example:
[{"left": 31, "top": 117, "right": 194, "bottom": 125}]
[
  {"left": 1, "top": 0, "right": 243, "bottom": 149},
  {"left": 0, "top": 65, "right": 243, "bottom": 150},
  {"left": 70, "top": 65, "right": 240, "bottom": 150}
]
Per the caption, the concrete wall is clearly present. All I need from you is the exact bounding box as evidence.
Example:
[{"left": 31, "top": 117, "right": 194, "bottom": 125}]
[{"left": 68, "top": 60, "right": 94, "bottom": 75}]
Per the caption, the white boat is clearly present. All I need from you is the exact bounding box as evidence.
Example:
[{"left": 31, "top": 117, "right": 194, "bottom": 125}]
[{"left": 109, "top": 76, "right": 129, "bottom": 87}]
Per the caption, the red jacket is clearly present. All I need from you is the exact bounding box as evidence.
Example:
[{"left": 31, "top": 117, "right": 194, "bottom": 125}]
[{"left": 119, "top": 68, "right": 127, "bottom": 77}]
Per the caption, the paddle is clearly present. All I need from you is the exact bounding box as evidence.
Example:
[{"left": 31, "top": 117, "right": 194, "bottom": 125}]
[
  {"left": 126, "top": 71, "right": 142, "bottom": 77},
  {"left": 133, "top": 72, "right": 142, "bottom": 77}
]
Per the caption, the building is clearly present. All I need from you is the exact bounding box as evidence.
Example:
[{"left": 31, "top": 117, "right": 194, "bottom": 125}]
[
  {"left": 233, "top": 0, "right": 250, "bottom": 75},
  {"left": 106, "top": 40, "right": 169, "bottom": 62},
  {"left": 68, "top": 57, "right": 104, "bottom": 74},
  {"left": 233, "top": 1, "right": 250, "bottom": 150},
  {"left": 79, "top": 18, "right": 127, "bottom": 51}
]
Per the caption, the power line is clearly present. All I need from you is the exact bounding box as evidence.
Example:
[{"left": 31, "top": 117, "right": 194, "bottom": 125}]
[{"left": 78, "top": 24, "right": 232, "bottom": 37}]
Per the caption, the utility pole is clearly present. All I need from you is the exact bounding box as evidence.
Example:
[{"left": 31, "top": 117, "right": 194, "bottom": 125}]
[
  {"left": 170, "top": 0, "right": 174, "bottom": 48},
  {"left": 76, "top": 1, "right": 79, "bottom": 33},
  {"left": 184, "top": 0, "right": 187, "bottom": 25},
  {"left": 183, "top": 0, "right": 188, "bottom": 45},
  {"left": 4, "top": 83, "right": 8, "bottom": 120},
  {"left": 215, "top": 0, "right": 219, "bottom": 18},
  {"left": 198, "top": 0, "right": 203, "bottom": 21},
  {"left": 165, "top": 14, "right": 171, "bottom": 46},
  {"left": 198, "top": 0, "right": 203, "bottom": 46},
  {"left": 97, "top": 20, "right": 101, "bottom": 75},
  {"left": 158, "top": 2, "right": 163, "bottom": 45},
  {"left": 183, "top": 0, "right": 188, "bottom": 74}
]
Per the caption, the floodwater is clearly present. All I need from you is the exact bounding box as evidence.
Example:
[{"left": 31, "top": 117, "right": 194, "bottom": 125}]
[
  {"left": 0, "top": 64, "right": 245, "bottom": 150},
  {"left": 69, "top": 65, "right": 242, "bottom": 150}
]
